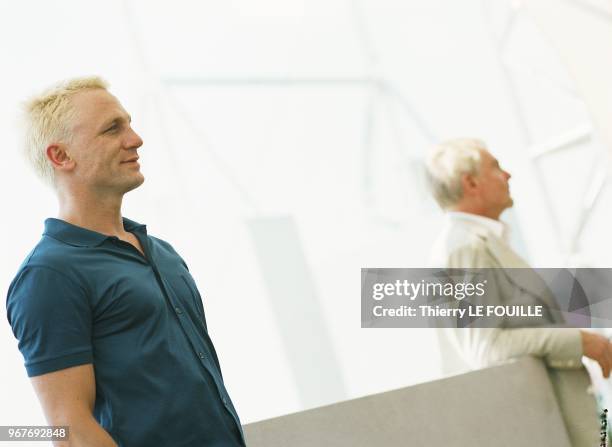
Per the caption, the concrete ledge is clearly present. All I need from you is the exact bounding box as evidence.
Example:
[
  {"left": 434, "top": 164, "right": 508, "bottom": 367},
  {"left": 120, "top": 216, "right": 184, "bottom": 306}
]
[{"left": 244, "top": 357, "right": 572, "bottom": 447}]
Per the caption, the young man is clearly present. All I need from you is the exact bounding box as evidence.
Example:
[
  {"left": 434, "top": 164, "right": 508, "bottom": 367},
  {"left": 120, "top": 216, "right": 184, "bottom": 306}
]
[
  {"left": 7, "top": 77, "right": 245, "bottom": 447},
  {"left": 426, "top": 138, "right": 607, "bottom": 447}
]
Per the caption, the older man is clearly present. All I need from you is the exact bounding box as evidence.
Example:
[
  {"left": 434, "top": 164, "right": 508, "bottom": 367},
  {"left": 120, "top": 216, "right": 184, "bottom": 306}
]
[
  {"left": 426, "top": 138, "right": 607, "bottom": 446},
  {"left": 7, "top": 77, "right": 245, "bottom": 447}
]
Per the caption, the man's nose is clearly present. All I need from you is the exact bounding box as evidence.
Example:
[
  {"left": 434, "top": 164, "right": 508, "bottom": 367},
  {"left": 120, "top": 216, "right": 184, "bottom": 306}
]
[{"left": 125, "top": 127, "right": 143, "bottom": 150}]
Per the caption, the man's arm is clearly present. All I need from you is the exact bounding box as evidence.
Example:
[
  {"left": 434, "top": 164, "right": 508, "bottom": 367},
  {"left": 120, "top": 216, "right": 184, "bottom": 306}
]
[
  {"left": 31, "top": 364, "right": 117, "bottom": 447},
  {"left": 445, "top": 242, "right": 612, "bottom": 375}
]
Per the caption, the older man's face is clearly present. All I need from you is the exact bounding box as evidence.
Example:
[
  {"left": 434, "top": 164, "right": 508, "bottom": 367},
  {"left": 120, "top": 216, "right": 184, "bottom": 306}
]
[
  {"left": 475, "top": 149, "right": 513, "bottom": 215},
  {"left": 65, "top": 89, "right": 144, "bottom": 194}
]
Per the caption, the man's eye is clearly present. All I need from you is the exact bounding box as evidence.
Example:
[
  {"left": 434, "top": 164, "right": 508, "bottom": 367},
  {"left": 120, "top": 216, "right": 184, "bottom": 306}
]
[{"left": 105, "top": 124, "right": 118, "bottom": 133}]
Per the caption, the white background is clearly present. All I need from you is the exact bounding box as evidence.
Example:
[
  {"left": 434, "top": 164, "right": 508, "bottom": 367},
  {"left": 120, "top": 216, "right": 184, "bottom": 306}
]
[{"left": 1, "top": 1, "right": 611, "bottom": 444}]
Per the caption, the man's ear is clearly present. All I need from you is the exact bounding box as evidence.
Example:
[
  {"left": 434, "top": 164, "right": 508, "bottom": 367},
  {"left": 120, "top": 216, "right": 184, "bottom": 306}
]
[
  {"left": 460, "top": 173, "right": 479, "bottom": 197},
  {"left": 46, "top": 144, "right": 75, "bottom": 170}
]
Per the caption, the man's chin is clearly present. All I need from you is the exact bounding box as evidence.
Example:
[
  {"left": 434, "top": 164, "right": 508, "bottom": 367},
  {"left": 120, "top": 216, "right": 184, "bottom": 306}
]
[{"left": 123, "top": 175, "right": 145, "bottom": 193}]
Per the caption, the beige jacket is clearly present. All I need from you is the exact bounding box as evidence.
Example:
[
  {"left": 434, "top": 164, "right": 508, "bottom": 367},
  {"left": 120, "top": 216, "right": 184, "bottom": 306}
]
[{"left": 430, "top": 212, "right": 598, "bottom": 447}]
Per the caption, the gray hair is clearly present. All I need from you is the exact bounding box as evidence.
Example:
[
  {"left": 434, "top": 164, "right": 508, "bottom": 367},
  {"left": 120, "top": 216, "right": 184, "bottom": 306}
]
[
  {"left": 21, "top": 76, "right": 109, "bottom": 188},
  {"left": 425, "top": 138, "right": 486, "bottom": 209}
]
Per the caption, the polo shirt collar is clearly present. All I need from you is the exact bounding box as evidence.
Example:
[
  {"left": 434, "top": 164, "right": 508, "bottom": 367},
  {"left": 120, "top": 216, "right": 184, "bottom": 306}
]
[{"left": 43, "top": 217, "right": 147, "bottom": 248}]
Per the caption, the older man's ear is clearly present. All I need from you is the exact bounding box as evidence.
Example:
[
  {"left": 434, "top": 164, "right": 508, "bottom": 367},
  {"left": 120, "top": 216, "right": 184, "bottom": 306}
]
[{"left": 459, "top": 173, "right": 479, "bottom": 197}]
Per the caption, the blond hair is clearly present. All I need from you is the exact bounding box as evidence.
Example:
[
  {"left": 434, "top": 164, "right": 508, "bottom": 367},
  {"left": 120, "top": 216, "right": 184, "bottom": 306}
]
[
  {"left": 22, "top": 76, "right": 109, "bottom": 187},
  {"left": 425, "top": 138, "right": 485, "bottom": 209}
]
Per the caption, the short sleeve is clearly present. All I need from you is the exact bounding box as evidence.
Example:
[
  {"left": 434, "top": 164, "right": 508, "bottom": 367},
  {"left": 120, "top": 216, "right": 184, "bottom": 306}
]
[{"left": 6, "top": 266, "right": 93, "bottom": 377}]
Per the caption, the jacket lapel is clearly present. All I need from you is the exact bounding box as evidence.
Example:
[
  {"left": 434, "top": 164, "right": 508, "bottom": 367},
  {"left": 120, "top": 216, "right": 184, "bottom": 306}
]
[{"left": 484, "top": 233, "right": 563, "bottom": 318}]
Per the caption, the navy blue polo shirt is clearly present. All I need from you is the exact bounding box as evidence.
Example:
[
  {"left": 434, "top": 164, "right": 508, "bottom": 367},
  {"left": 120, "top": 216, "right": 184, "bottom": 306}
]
[{"left": 6, "top": 218, "right": 245, "bottom": 447}]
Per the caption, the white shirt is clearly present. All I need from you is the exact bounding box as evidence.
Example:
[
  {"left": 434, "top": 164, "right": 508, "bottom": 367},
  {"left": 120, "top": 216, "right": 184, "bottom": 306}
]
[
  {"left": 430, "top": 212, "right": 513, "bottom": 268},
  {"left": 446, "top": 211, "right": 508, "bottom": 242}
]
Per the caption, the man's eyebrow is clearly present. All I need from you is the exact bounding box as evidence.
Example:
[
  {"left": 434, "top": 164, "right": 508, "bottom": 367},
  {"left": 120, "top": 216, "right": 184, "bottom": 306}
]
[{"left": 100, "top": 114, "right": 132, "bottom": 131}]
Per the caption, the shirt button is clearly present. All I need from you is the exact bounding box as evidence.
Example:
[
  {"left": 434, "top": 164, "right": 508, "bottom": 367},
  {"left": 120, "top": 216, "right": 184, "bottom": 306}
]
[
  {"left": 175, "top": 307, "right": 183, "bottom": 314},
  {"left": 198, "top": 352, "right": 205, "bottom": 359},
  {"left": 222, "top": 397, "right": 228, "bottom": 405}
]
